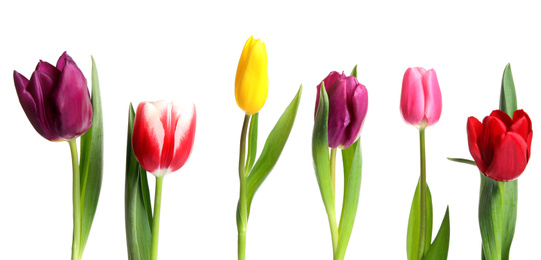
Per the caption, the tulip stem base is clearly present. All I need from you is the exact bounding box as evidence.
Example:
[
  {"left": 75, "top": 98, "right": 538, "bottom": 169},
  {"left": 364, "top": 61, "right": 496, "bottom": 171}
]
[
  {"left": 238, "top": 115, "right": 250, "bottom": 260},
  {"left": 151, "top": 176, "right": 164, "bottom": 260},
  {"left": 418, "top": 129, "right": 427, "bottom": 259},
  {"left": 69, "top": 139, "right": 82, "bottom": 260}
]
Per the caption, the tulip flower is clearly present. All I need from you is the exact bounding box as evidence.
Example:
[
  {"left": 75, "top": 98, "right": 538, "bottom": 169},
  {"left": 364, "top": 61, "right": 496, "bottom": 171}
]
[
  {"left": 467, "top": 109, "right": 532, "bottom": 182},
  {"left": 400, "top": 67, "right": 442, "bottom": 129},
  {"left": 132, "top": 101, "right": 196, "bottom": 177},
  {"left": 13, "top": 52, "right": 92, "bottom": 141},
  {"left": 131, "top": 100, "right": 196, "bottom": 260},
  {"left": 235, "top": 36, "right": 268, "bottom": 115},
  {"left": 315, "top": 71, "right": 368, "bottom": 149}
]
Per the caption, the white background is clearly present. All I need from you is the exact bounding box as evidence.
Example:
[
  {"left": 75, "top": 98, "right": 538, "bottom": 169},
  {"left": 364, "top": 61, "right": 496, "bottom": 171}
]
[{"left": 1, "top": 1, "right": 540, "bottom": 259}]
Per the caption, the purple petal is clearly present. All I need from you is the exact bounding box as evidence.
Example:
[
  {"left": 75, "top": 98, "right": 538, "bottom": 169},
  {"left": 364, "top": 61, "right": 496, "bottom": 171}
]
[
  {"left": 52, "top": 58, "right": 92, "bottom": 140},
  {"left": 56, "top": 51, "right": 73, "bottom": 71},
  {"left": 22, "top": 71, "right": 60, "bottom": 140},
  {"left": 315, "top": 71, "right": 344, "bottom": 118},
  {"left": 344, "top": 83, "right": 368, "bottom": 148},
  {"left": 36, "top": 60, "right": 61, "bottom": 79},
  {"left": 327, "top": 78, "right": 349, "bottom": 148}
]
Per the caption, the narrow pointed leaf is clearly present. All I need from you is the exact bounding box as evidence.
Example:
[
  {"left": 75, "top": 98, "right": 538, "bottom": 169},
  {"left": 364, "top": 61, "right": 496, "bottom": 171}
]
[
  {"left": 407, "top": 180, "right": 433, "bottom": 260},
  {"left": 311, "top": 83, "right": 335, "bottom": 215},
  {"left": 335, "top": 139, "right": 362, "bottom": 259},
  {"left": 350, "top": 65, "right": 358, "bottom": 78},
  {"left": 499, "top": 63, "right": 517, "bottom": 117},
  {"left": 447, "top": 157, "right": 476, "bottom": 166},
  {"left": 245, "top": 85, "right": 302, "bottom": 215},
  {"left": 423, "top": 206, "right": 450, "bottom": 260},
  {"left": 479, "top": 174, "right": 517, "bottom": 260},
  {"left": 125, "top": 104, "right": 152, "bottom": 260},
  {"left": 245, "top": 113, "right": 259, "bottom": 173},
  {"left": 139, "top": 165, "right": 152, "bottom": 228},
  {"left": 79, "top": 56, "right": 104, "bottom": 253}
]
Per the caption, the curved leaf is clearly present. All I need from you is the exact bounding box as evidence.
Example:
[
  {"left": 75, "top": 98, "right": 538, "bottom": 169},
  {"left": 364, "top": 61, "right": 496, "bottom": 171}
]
[
  {"left": 423, "top": 206, "right": 450, "bottom": 260},
  {"left": 335, "top": 139, "right": 362, "bottom": 259},
  {"left": 79, "top": 56, "right": 104, "bottom": 254},
  {"left": 245, "top": 113, "right": 259, "bottom": 173},
  {"left": 125, "top": 104, "right": 152, "bottom": 260},
  {"left": 407, "top": 180, "right": 433, "bottom": 260},
  {"left": 245, "top": 85, "right": 302, "bottom": 215},
  {"left": 447, "top": 157, "right": 476, "bottom": 166}
]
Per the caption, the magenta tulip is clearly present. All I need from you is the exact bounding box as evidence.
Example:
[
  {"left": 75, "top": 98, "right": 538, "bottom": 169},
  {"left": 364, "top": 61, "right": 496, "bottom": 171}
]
[
  {"left": 132, "top": 101, "right": 196, "bottom": 177},
  {"left": 400, "top": 67, "right": 442, "bottom": 129},
  {"left": 467, "top": 110, "right": 532, "bottom": 182},
  {"left": 315, "top": 71, "right": 368, "bottom": 149},
  {"left": 13, "top": 52, "right": 92, "bottom": 141}
]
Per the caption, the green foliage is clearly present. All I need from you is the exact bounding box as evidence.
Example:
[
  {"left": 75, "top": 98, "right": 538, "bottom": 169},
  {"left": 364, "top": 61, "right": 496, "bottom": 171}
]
[
  {"left": 125, "top": 104, "right": 152, "bottom": 260},
  {"left": 78, "top": 56, "right": 104, "bottom": 255},
  {"left": 244, "top": 85, "right": 303, "bottom": 216},
  {"left": 407, "top": 180, "right": 433, "bottom": 260}
]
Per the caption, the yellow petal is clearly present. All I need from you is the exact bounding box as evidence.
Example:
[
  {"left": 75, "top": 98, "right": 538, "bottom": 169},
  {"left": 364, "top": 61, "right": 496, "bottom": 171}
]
[{"left": 235, "top": 36, "right": 269, "bottom": 115}]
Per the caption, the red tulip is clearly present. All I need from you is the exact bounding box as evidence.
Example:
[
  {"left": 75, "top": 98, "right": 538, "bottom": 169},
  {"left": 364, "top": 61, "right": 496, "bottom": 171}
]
[
  {"left": 467, "top": 110, "right": 532, "bottom": 181},
  {"left": 132, "top": 101, "right": 196, "bottom": 177},
  {"left": 13, "top": 52, "right": 92, "bottom": 141}
]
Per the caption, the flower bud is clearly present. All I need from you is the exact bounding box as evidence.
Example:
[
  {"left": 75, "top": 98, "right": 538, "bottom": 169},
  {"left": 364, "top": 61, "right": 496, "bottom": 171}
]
[
  {"left": 13, "top": 52, "right": 92, "bottom": 141},
  {"left": 467, "top": 109, "right": 532, "bottom": 181},
  {"left": 235, "top": 36, "right": 269, "bottom": 115},
  {"left": 132, "top": 101, "right": 196, "bottom": 177},
  {"left": 315, "top": 71, "right": 368, "bottom": 149},
  {"left": 400, "top": 67, "right": 442, "bottom": 129}
]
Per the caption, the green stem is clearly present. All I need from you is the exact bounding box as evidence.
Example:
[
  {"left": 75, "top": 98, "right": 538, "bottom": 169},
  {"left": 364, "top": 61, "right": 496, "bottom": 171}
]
[
  {"left": 418, "top": 129, "right": 427, "bottom": 259},
  {"left": 238, "top": 115, "right": 250, "bottom": 260},
  {"left": 330, "top": 148, "right": 337, "bottom": 199},
  {"left": 69, "top": 139, "right": 81, "bottom": 260},
  {"left": 151, "top": 176, "right": 164, "bottom": 260}
]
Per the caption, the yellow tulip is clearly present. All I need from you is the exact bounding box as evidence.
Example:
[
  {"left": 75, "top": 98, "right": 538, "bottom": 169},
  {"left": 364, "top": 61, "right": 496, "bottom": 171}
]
[{"left": 235, "top": 36, "right": 269, "bottom": 115}]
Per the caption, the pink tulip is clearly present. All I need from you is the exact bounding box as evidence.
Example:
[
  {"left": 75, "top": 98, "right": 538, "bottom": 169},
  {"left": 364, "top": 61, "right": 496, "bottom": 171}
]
[
  {"left": 400, "top": 67, "right": 442, "bottom": 129},
  {"left": 132, "top": 101, "right": 196, "bottom": 177}
]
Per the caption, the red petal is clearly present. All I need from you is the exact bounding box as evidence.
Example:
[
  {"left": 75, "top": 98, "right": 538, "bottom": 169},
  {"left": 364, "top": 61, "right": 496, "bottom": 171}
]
[
  {"left": 490, "top": 110, "right": 513, "bottom": 128},
  {"left": 132, "top": 102, "right": 165, "bottom": 174},
  {"left": 467, "top": 116, "right": 487, "bottom": 173},
  {"left": 170, "top": 103, "right": 197, "bottom": 172},
  {"left": 485, "top": 132, "right": 528, "bottom": 181},
  {"left": 477, "top": 115, "right": 507, "bottom": 167}
]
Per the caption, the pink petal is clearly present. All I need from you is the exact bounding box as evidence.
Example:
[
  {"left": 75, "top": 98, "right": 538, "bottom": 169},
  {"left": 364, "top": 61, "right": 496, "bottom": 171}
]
[
  {"left": 422, "top": 69, "right": 442, "bottom": 126},
  {"left": 400, "top": 68, "right": 425, "bottom": 126}
]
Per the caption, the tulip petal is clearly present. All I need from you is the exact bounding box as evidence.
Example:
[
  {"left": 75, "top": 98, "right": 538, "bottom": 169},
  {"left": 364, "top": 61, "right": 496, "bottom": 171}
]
[
  {"left": 53, "top": 58, "right": 92, "bottom": 140},
  {"left": 13, "top": 71, "right": 53, "bottom": 140},
  {"left": 170, "top": 103, "right": 197, "bottom": 172},
  {"left": 490, "top": 110, "right": 513, "bottom": 128},
  {"left": 401, "top": 68, "right": 425, "bottom": 126},
  {"left": 344, "top": 83, "right": 368, "bottom": 148},
  {"left": 327, "top": 78, "right": 349, "bottom": 149},
  {"left": 133, "top": 102, "right": 165, "bottom": 174},
  {"left": 485, "top": 132, "right": 528, "bottom": 181},
  {"left": 27, "top": 70, "right": 61, "bottom": 140},
  {"left": 315, "top": 71, "right": 343, "bottom": 118},
  {"left": 422, "top": 69, "right": 442, "bottom": 126},
  {"left": 477, "top": 116, "right": 507, "bottom": 167},
  {"left": 55, "top": 51, "right": 72, "bottom": 71},
  {"left": 36, "top": 60, "right": 61, "bottom": 79},
  {"left": 467, "top": 116, "right": 487, "bottom": 173}
]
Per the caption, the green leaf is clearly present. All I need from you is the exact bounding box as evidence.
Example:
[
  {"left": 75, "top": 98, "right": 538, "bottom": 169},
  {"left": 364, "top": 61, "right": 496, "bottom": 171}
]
[
  {"left": 125, "top": 104, "right": 152, "bottom": 260},
  {"left": 245, "top": 113, "right": 259, "bottom": 173},
  {"left": 423, "top": 206, "right": 450, "bottom": 260},
  {"left": 335, "top": 139, "right": 362, "bottom": 259},
  {"left": 407, "top": 180, "right": 433, "bottom": 260},
  {"left": 311, "top": 83, "right": 335, "bottom": 216},
  {"left": 78, "top": 56, "right": 104, "bottom": 254},
  {"left": 479, "top": 174, "right": 517, "bottom": 260},
  {"left": 350, "top": 65, "right": 358, "bottom": 78},
  {"left": 499, "top": 63, "right": 517, "bottom": 117},
  {"left": 245, "top": 85, "right": 303, "bottom": 215},
  {"left": 447, "top": 157, "right": 476, "bottom": 166}
]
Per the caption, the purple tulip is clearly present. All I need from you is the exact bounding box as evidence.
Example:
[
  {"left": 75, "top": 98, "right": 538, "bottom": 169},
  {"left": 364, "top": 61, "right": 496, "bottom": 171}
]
[
  {"left": 13, "top": 52, "right": 92, "bottom": 141},
  {"left": 315, "top": 71, "right": 368, "bottom": 149}
]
